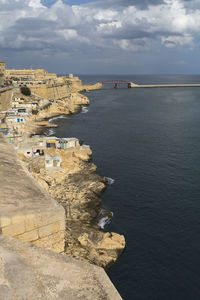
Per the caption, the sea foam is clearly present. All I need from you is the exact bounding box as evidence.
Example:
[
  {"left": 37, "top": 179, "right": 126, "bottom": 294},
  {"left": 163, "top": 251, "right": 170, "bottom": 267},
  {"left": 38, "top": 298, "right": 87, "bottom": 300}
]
[
  {"left": 81, "top": 106, "right": 89, "bottom": 114},
  {"left": 45, "top": 128, "right": 56, "bottom": 136},
  {"left": 104, "top": 177, "right": 115, "bottom": 185},
  {"left": 98, "top": 209, "right": 113, "bottom": 229},
  {"left": 49, "top": 115, "right": 69, "bottom": 122}
]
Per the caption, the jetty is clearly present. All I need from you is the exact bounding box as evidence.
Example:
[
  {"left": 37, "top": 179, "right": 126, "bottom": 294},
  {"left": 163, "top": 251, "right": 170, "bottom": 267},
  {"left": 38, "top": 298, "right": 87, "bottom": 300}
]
[
  {"left": 129, "top": 83, "right": 200, "bottom": 88},
  {"left": 100, "top": 80, "right": 200, "bottom": 89}
]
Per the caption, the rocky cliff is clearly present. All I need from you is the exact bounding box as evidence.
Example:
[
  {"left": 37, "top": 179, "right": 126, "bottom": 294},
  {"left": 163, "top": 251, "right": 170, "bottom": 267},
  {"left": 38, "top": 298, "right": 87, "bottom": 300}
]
[
  {"left": 16, "top": 82, "right": 125, "bottom": 268},
  {"left": 77, "top": 82, "right": 102, "bottom": 92},
  {"left": 20, "top": 145, "right": 125, "bottom": 268}
]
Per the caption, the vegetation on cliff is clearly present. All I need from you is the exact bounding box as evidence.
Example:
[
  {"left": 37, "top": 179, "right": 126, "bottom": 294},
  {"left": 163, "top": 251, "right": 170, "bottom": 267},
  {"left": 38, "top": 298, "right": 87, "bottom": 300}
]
[{"left": 20, "top": 86, "right": 31, "bottom": 96}]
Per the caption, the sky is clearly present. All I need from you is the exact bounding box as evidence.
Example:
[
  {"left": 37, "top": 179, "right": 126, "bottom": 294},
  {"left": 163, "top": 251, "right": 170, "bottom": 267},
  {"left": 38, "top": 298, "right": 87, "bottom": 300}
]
[{"left": 1, "top": 0, "right": 200, "bottom": 74}]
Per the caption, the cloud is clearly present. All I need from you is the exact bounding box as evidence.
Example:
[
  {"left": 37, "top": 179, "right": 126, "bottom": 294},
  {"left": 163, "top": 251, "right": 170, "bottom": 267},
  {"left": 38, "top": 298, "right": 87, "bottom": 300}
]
[
  {"left": 84, "top": 0, "right": 165, "bottom": 9},
  {"left": 0, "top": 0, "right": 200, "bottom": 72}
]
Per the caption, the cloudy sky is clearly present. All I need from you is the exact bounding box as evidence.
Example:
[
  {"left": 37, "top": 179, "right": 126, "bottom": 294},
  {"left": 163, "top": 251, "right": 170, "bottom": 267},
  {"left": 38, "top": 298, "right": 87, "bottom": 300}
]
[{"left": 1, "top": 0, "right": 200, "bottom": 74}]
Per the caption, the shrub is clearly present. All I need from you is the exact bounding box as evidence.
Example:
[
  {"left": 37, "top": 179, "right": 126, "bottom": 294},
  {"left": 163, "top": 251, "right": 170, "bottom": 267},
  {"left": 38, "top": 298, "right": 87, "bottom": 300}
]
[
  {"left": 20, "top": 86, "right": 31, "bottom": 96},
  {"left": 32, "top": 109, "right": 38, "bottom": 115}
]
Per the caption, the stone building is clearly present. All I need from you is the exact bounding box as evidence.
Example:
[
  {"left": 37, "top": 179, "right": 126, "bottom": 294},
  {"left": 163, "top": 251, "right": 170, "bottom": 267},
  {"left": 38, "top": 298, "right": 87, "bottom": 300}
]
[{"left": 6, "top": 68, "right": 57, "bottom": 81}]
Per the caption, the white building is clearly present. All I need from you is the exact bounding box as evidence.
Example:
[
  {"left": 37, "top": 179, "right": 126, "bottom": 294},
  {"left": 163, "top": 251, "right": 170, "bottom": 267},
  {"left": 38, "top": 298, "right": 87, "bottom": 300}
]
[{"left": 45, "top": 155, "right": 62, "bottom": 170}]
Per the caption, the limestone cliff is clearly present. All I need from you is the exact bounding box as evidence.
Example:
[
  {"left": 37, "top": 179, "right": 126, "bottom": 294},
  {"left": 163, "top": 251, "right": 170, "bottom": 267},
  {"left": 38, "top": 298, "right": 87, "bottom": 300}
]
[
  {"left": 13, "top": 81, "right": 125, "bottom": 269},
  {"left": 37, "top": 93, "right": 88, "bottom": 119},
  {"left": 29, "top": 81, "right": 101, "bottom": 101},
  {"left": 77, "top": 82, "right": 102, "bottom": 92},
  {"left": 20, "top": 146, "right": 125, "bottom": 268},
  {"left": 21, "top": 93, "right": 89, "bottom": 136}
]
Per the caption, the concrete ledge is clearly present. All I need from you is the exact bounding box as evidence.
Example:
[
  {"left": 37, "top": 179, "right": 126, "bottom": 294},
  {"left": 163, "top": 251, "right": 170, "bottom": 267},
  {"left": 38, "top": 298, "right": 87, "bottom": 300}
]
[
  {"left": 0, "top": 134, "right": 65, "bottom": 252},
  {"left": 0, "top": 236, "right": 122, "bottom": 300}
]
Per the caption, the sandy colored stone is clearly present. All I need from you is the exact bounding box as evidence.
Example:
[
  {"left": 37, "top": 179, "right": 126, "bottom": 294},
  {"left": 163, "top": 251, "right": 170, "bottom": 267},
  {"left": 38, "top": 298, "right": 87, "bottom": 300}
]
[
  {"left": 0, "top": 235, "right": 123, "bottom": 300},
  {"left": 33, "top": 231, "right": 65, "bottom": 248},
  {"left": 38, "top": 221, "right": 61, "bottom": 238},
  {"left": 25, "top": 144, "right": 125, "bottom": 268},
  {"left": 25, "top": 214, "right": 38, "bottom": 231},
  {"left": 97, "top": 232, "right": 126, "bottom": 251},
  {"left": 36, "top": 210, "right": 65, "bottom": 228},
  {"left": 2, "top": 222, "right": 25, "bottom": 237},
  {"left": 0, "top": 82, "right": 125, "bottom": 269},
  {"left": 11, "top": 214, "right": 25, "bottom": 225},
  {"left": 0, "top": 217, "right": 11, "bottom": 228},
  {"left": 78, "top": 233, "right": 89, "bottom": 247},
  {"left": 0, "top": 134, "right": 65, "bottom": 252},
  {"left": 17, "top": 229, "right": 38, "bottom": 242}
]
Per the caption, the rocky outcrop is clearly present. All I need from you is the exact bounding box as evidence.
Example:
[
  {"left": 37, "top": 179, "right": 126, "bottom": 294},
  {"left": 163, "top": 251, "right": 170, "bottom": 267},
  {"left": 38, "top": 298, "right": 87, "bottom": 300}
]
[
  {"left": 21, "top": 92, "right": 90, "bottom": 136},
  {"left": 77, "top": 82, "right": 102, "bottom": 92},
  {"left": 20, "top": 145, "right": 125, "bottom": 268},
  {"left": 13, "top": 82, "right": 125, "bottom": 269},
  {"left": 36, "top": 93, "right": 89, "bottom": 120}
]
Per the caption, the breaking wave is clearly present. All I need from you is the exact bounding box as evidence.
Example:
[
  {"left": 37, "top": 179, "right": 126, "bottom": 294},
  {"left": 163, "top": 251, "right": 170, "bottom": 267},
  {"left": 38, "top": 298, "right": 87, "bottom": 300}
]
[
  {"left": 97, "top": 209, "right": 113, "bottom": 229},
  {"left": 45, "top": 128, "right": 56, "bottom": 136},
  {"left": 81, "top": 106, "right": 89, "bottom": 114},
  {"left": 49, "top": 115, "right": 68, "bottom": 123},
  {"left": 104, "top": 177, "right": 115, "bottom": 185}
]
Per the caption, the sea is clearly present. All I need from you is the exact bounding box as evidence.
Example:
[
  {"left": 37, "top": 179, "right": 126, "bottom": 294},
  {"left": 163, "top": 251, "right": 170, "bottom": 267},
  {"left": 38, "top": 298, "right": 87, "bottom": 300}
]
[{"left": 53, "top": 75, "right": 200, "bottom": 300}]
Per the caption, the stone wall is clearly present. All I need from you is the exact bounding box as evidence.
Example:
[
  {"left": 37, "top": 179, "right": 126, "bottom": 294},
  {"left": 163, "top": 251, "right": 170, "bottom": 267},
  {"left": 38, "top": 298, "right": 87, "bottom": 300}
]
[
  {"left": 0, "top": 210, "right": 65, "bottom": 253},
  {"left": 30, "top": 84, "right": 71, "bottom": 100},
  {"left": 6, "top": 68, "right": 57, "bottom": 80},
  {"left": 0, "top": 133, "right": 66, "bottom": 253},
  {"left": 29, "top": 84, "right": 48, "bottom": 98},
  {"left": 46, "top": 84, "right": 70, "bottom": 99},
  {"left": 0, "top": 87, "right": 14, "bottom": 111}
]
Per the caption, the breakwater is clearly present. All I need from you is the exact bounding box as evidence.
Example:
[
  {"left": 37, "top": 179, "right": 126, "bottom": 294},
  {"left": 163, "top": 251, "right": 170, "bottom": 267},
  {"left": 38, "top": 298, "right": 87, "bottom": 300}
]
[{"left": 130, "top": 83, "right": 200, "bottom": 88}]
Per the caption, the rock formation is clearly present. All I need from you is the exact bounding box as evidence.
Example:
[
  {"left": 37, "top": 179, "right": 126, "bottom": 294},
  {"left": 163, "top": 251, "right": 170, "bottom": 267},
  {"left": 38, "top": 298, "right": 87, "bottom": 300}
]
[
  {"left": 2, "top": 79, "right": 125, "bottom": 269},
  {"left": 20, "top": 144, "right": 125, "bottom": 268}
]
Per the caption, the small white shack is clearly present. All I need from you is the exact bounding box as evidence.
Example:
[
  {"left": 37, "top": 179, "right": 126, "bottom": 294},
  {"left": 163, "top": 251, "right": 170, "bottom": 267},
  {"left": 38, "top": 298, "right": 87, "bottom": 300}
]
[{"left": 45, "top": 155, "right": 62, "bottom": 170}]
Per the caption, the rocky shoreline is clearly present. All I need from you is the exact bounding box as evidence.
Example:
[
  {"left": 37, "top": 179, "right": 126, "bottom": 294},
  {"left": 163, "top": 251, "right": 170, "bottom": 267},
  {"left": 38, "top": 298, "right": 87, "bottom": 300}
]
[{"left": 2, "top": 83, "right": 125, "bottom": 269}]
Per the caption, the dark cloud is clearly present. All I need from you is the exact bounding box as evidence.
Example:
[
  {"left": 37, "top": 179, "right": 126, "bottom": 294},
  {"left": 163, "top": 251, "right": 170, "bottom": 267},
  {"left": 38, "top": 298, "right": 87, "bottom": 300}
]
[
  {"left": 11, "top": 18, "right": 56, "bottom": 32},
  {"left": 84, "top": 0, "right": 164, "bottom": 9},
  {"left": 0, "top": 0, "right": 199, "bottom": 74}
]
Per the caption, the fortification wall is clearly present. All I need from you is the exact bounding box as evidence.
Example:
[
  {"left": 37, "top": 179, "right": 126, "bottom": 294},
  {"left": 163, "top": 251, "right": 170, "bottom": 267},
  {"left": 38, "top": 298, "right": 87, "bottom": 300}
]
[
  {"left": 6, "top": 69, "right": 57, "bottom": 80},
  {"left": 0, "top": 211, "right": 65, "bottom": 253},
  {"left": 30, "top": 84, "right": 71, "bottom": 100},
  {"left": 0, "top": 134, "right": 65, "bottom": 253},
  {"left": 29, "top": 84, "right": 48, "bottom": 98},
  {"left": 46, "top": 84, "right": 70, "bottom": 99},
  {"left": 0, "top": 87, "right": 14, "bottom": 111}
]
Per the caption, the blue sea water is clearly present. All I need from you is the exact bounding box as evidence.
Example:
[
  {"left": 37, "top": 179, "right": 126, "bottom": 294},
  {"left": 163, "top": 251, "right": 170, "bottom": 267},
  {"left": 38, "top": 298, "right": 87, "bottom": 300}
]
[{"left": 54, "top": 75, "right": 200, "bottom": 300}]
